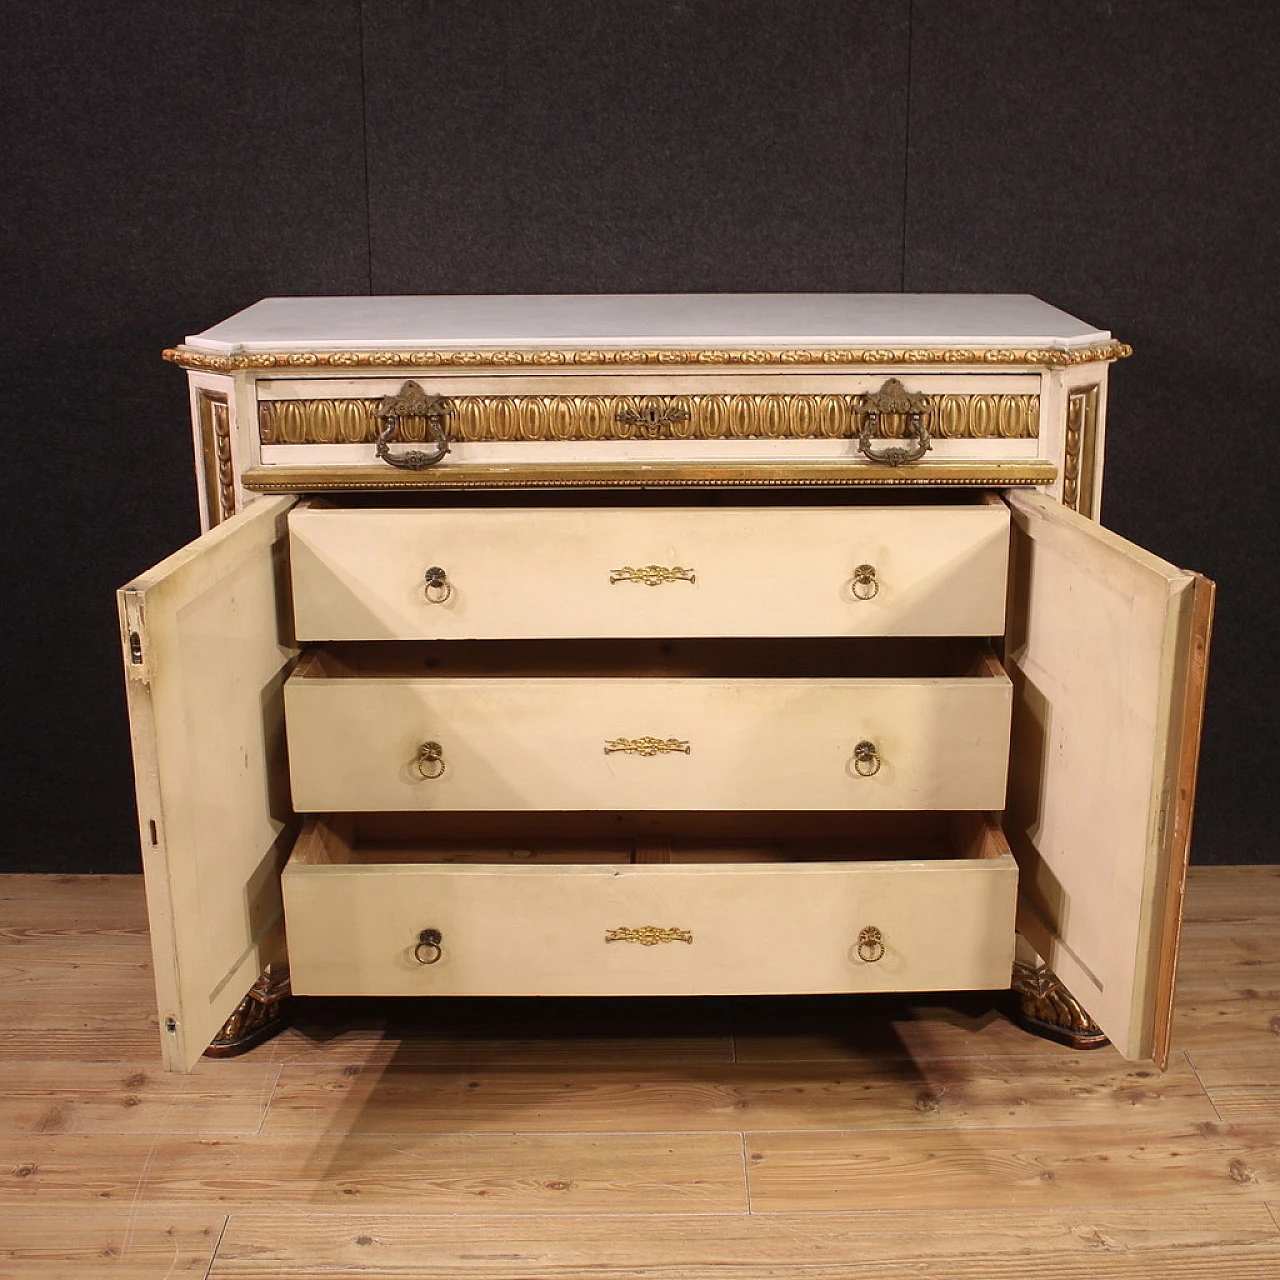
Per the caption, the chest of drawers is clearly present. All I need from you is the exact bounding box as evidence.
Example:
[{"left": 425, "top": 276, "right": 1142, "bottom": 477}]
[{"left": 119, "top": 295, "right": 1212, "bottom": 1072}]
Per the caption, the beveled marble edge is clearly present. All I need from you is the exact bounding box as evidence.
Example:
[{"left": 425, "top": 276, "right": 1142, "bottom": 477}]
[
  {"left": 242, "top": 460, "right": 1057, "bottom": 493},
  {"left": 165, "top": 341, "right": 1131, "bottom": 373}
]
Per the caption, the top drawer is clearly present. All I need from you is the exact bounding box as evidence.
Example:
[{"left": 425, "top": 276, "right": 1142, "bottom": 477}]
[{"left": 289, "top": 503, "right": 1009, "bottom": 640}]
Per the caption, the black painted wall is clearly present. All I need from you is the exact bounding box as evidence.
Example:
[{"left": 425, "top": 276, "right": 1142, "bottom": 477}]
[{"left": 2, "top": 1, "right": 1276, "bottom": 872}]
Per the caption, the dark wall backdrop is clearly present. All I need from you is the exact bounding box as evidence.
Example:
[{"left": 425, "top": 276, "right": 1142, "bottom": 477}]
[{"left": 3, "top": 1, "right": 1276, "bottom": 872}]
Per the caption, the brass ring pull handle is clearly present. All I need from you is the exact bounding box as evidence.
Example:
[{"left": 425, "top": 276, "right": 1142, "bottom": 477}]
[
  {"left": 424, "top": 566, "right": 453, "bottom": 603},
  {"left": 375, "top": 381, "right": 453, "bottom": 470},
  {"left": 852, "top": 740, "right": 881, "bottom": 777},
  {"left": 856, "top": 925, "right": 886, "bottom": 963},
  {"left": 851, "top": 564, "right": 879, "bottom": 600},
  {"left": 414, "top": 928, "right": 443, "bottom": 964},
  {"left": 856, "top": 378, "right": 933, "bottom": 467},
  {"left": 415, "top": 741, "right": 445, "bottom": 779}
]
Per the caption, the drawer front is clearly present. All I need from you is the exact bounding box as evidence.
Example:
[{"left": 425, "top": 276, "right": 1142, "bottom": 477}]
[
  {"left": 258, "top": 372, "right": 1043, "bottom": 450},
  {"left": 283, "top": 853, "right": 1019, "bottom": 997},
  {"left": 289, "top": 505, "right": 1010, "bottom": 640},
  {"left": 284, "top": 675, "right": 1012, "bottom": 812}
]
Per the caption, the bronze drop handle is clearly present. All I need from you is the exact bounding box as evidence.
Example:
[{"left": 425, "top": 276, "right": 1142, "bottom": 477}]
[
  {"left": 375, "top": 381, "right": 453, "bottom": 470},
  {"left": 856, "top": 377, "right": 933, "bottom": 466}
]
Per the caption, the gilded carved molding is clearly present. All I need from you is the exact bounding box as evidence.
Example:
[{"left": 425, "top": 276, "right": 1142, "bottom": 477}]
[
  {"left": 242, "top": 459, "right": 1057, "bottom": 492},
  {"left": 259, "top": 392, "right": 1041, "bottom": 445},
  {"left": 197, "top": 389, "right": 235, "bottom": 525},
  {"left": 1063, "top": 384, "right": 1100, "bottom": 515},
  {"left": 164, "top": 340, "right": 1133, "bottom": 373}
]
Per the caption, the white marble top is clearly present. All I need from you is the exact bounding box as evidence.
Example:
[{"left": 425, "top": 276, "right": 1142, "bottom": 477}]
[{"left": 185, "top": 294, "right": 1109, "bottom": 353}]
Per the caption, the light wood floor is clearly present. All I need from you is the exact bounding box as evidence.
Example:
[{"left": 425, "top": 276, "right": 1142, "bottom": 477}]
[{"left": 1, "top": 867, "right": 1278, "bottom": 1279}]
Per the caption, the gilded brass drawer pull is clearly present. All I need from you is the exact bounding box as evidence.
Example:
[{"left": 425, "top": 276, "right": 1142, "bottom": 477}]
[
  {"left": 414, "top": 928, "right": 443, "bottom": 964},
  {"left": 415, "top": 741, "right": 445, "bottom": 779},
  {"left": 609, "top": 565, "right": 696, "bottom": 587},
  {"left": 604, "top": 737, "right": 691, "bottom": 757},
  {"left": 852, "top": 740, "right": 881, "bottom": 777},
  {"left": 856, "top": 377, "right": 933, "bottom": 467},
  {"left": 605, "top": 926, "right": 693, "bottom": 946},
  {"left": 424, "top": 566, "right": 452, "bottom": 603},
  {"left": 856, "top": 926, "right": 885, "bottom": 963},
  {"left": 375, "top": 380, "right": 453, "bottom": 470},
  {"left": 851, "top": 564, "right": 879, "bottom": 599},
  {"left": 615, "top": 401, "right": 691, "bottom": 432}
]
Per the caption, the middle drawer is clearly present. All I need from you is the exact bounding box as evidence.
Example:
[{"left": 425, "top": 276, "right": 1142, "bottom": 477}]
[{"left": 284, "top": 640, "right": 1012, "bottom": 812}]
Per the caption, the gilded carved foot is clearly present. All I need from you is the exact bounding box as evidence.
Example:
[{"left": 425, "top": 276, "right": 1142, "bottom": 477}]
[
  {"left": 1010, "top": 958, "right": 1110, "bottom": 1051},
  {"left": 203, "top": 963, "right": 291, "bottom": 1058}
]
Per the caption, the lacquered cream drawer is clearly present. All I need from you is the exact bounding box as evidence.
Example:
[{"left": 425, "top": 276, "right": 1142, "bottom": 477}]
[
  {"left": 288, "top": 503, "right": 1010, "bottom": 640},
  {"left": 283, "top": 645, "right": 1012, "bottom": 813},
  {"left": 282, "top": 815, "right": 1019, "bottom": 997}
]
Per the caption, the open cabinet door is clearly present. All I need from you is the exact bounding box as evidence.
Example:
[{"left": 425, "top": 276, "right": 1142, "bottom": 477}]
[
  {"left": 118, "top": 496, "right": 297, "bottom": 1071},
  {"left": 1005, "top": 491, "right": 1213, "bottom": 1066}
]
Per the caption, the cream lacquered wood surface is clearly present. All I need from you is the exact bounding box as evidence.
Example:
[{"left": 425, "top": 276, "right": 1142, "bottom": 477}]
[
  {"left": 281, "top": 816, "right": 1018, "bottom": 997},
  {"left": 283, "top": 660, "right": 1012, "bottom": 813},
  {"left": 289, "top": 504, "right": 1010, "bottom": 641},
  {"left": 117, "top": 497, "right": 297, "bottom": 1072},
  {"left": 1004, "top": 492, "right": 1213, "bottom": 1065}
]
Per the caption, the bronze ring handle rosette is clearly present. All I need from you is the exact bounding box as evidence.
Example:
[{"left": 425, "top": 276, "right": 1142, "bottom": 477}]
[
  {"left": 376, "top": 380, "right": 453, "bottom": 470},
  {"left": 856, "top": 926, "right": 886, "bottom": 963},
  {"left": 851, "top": 564, "right": 879, "bottom": 600},
  {"left": 414, "top": 928, "right": 443, "bottom": 964},
  {"left": 415, "top": 741, "right": 446, "bottom": 779},
  {"left": 856, "top": 378, "right": 933, "bottom": 466},
  {"left": 852, "top": 740, "right": 882, "bottom": 777},
  {"left": 424, "top": 566, "right": 453, "bottom": 603}
]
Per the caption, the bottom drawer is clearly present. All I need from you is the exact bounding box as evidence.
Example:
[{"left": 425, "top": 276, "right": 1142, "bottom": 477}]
[{"left": 282, "top": 813, "right": 1018, "bottom": 997}]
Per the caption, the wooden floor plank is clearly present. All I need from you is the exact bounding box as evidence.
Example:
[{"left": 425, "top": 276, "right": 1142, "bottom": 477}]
[
  {"left": 0, "top": 1010, "right": 162, "bottom": 1064},
  {"left": 1179, "top": 920, "right": 1280, "bottom": 969},
  {"left": 0, "top": 924, "right": 151, "bottom": 947},
  {"left": 1187, "top": 1049, "right": 1280, "bottom": 1121},
  {"left": 1171, "top": 973, "right": 1280, "bottom": 1050},
  {"left": 207, "top": 1205, "right": 1280, "bottom": 1279},
  {"left": 0, "top": 1132, "right": 746, "bottom": 1215},
  {"left": 0, "top": 1210, "right": 225, "bottom": 1279},
  {"left": 0, "top": 1061, "right": 279, "bottom": 1135},
  {"left": 1185, "top": 867, "right": 1280, "bottom": 919},
  {"left": 746, "top": 1120, "right": 1280, "bottom": 1211},
  {"left": 0, "top": 874, "right": 146, "bottom": 904},
  {"left": 260, "top": 1054, "right": 1215, "bottom": 1136},
  {"left": 0, "top": 954, "right": 155, "bottom": 1003}
]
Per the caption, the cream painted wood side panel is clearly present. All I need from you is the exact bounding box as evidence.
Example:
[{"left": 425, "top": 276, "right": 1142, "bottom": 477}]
[
  {"left": 1004, "top": 491, "right": 1208, "bottom": 1062},
  {"left": 284, "top": 675, "right": 1012, "bottom": 812},
  {"left": 283, "top": 856, "right": 1019, "bottom": 997},
  {"left": 117, "top": 496, "right": 297, "bottom": 1072},
  {"left": 289, "top": 506, "right": 1011, "bottom": 640}
]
